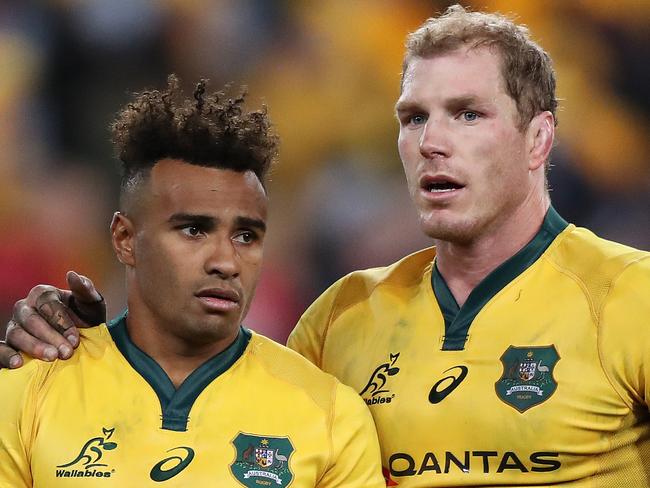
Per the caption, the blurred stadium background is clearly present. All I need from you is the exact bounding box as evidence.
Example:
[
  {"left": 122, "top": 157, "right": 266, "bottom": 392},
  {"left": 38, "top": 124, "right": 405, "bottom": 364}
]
[{"left": 1, "top": 0, "right": 648, "bottom": 343}]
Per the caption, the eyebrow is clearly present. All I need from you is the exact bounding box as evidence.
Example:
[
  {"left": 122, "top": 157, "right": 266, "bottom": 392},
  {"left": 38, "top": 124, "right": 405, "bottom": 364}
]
[
  {"left": 394, "top": 100, "right": 420, "bottom": 114},
  {"left": 444, "top": 95, "right": 486, "bottom": 112},
  {"left": 168, "top": 213, "right": 266, "bottom": 233},
  {"left": 235, "top": 216, "right": 266, "bottom": 233},
  {"left": 168, "top": 213, "right": 216, "bottom": 227},
  {"left": 395, "top": 95, "right": 489, "bottom": 114}
]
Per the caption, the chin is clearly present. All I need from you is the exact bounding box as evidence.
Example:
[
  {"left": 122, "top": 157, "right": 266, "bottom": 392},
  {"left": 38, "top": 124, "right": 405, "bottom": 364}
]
[
  {"left": 419, "top": 213, "right": 480, "bottom": 245},
  {"left": 177, "top": 317, "right": 235, "bottom": 345}
]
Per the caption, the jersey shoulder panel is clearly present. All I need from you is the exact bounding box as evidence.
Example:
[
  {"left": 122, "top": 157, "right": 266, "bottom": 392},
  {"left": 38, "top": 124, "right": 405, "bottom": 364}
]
[
  {"left": 0, "top": 323, "right": 116, "bottom": 421},
  {"left": 249, "top": 332, "right": 340, "bottom": 414},
  {"left": 288, "top": 247, "right": 435, "bottom": 366},
  {"left": 545, "top": 225, "right": 648, "bottom": 322},
  {"left": 0, "top": 337, "right": 97, "bottom": 487},
  {"left": 334, "top": 246, "right": 436, "bottom": 316},
  {"left": 548, "top": 226, "right": 650, "bottom": 408},
  {"left": 0, "top": 353, "right": 44, "bottom": 432},
  {"left": 594, "top": 252, "right": 650, "bottom": 408}
]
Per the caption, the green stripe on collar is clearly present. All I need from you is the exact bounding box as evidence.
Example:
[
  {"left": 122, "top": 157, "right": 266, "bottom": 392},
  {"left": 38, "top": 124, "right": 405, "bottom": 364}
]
[
  {"left": 109, "top": 311, "right": 250, "bottom": 431},
  {"left": 432, "top": 206, "right": 568, "bottom": 351}
]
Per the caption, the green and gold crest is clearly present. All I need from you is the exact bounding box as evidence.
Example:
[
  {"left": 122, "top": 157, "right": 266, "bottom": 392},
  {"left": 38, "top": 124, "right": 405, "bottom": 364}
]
[
  {"left": 230, "top": 433, "right": 294, "bottom": 487},
  {"left": 495, "top": 345, "right": 560, "bottom": 413}
]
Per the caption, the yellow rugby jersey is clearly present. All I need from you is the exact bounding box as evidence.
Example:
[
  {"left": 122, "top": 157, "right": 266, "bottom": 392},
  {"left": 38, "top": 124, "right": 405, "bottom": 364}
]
[
  {"left": 0, "top": 314, "right": 384, "bottom": 487},
  {"left": 288, "top": 207, "right": 650, "bottom": 487}
]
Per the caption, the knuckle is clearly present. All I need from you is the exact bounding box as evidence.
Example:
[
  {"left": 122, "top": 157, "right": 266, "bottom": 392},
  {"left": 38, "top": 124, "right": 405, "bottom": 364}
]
[
  {"left": 12, "top": 298, "right": 27, "bottom": 316},
  {"left": 30, "top": 284, "right": 52, "bottom": 296},
  {"left": 32, "top": 342, "right": 48, "bottom": 357},
  {"left": 5, "top": 324, "right": 27, "bottom": 348}
]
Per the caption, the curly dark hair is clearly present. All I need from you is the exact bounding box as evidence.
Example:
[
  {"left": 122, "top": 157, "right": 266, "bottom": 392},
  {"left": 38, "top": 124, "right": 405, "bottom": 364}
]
[{"left": 112, "top": 75, "right": 278, "bottom": 190}]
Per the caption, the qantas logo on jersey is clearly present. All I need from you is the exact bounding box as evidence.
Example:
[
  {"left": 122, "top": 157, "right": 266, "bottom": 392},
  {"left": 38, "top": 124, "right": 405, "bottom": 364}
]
[
  {"left": 150, "top": 447, "right": 195, "bottom": 482},
  {"left": 388, "top": 450, "right": 560, "bottom": 477},
  {"left": 55, "top": 427, "right": 117, "bottom": 478},
  {"left": 495, "top": 345, "right": 560, "bottom": 412},
  {"left": 230, "top": 433, "right": 294, "bottom": 487},
  {"left": 360, "top": 352, "right": 400, "bottom": 405}
]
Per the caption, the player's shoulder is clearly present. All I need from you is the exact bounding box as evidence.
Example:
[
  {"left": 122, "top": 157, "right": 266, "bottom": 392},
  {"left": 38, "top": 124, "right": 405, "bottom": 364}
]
[
  {"left": 547, "top": 224, "right": 650, "bottom": 308},
  {"left": 549, "top": 224, "right": 649, "bottom": 278},
  {"left": 0, "top": 324, "right": 115, "bottom": 390},
  {"left": 319, "top": 246, "right": 436, "bottom": 309},
  {"left": 345, "top": 246, "right": 436, "bottom": 288},
  {"left": 246, "top": 332, "right": 362, "bottom": 410}
]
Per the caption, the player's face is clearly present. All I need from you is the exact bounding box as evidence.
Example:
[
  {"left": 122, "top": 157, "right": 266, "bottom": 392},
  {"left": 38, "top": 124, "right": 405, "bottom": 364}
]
[
  {"left": 396, "top": 47, "right": 532, "bottom": 244},
  {"left": 127, "top": 159, "right": 267, "bottom": 345}
]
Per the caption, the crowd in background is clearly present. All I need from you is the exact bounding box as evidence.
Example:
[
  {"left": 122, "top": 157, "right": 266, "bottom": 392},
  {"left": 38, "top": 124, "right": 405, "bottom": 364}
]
[{"left": 1, "top": 0, "right": 648, "bottom": 342}]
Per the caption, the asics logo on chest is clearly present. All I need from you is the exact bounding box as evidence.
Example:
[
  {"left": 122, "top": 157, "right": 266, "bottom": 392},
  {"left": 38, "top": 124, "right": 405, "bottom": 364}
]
[
  {"left": 150, "top": 447, "right": 195, "bottom": 482},
  {"left": 429, "top": 366, "right": 468, "bottom": 404}
]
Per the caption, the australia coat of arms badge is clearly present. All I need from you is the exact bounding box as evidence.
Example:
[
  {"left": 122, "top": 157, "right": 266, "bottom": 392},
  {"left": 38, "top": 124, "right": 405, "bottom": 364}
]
[{"left": 495, "top": 345, "right": 560, "bottom": 413}]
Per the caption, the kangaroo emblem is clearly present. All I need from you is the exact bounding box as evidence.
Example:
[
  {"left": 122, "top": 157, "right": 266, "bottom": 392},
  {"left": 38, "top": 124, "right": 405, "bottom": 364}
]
[
  {"left": 360, "top": 353, "right": 400, "bottom": 396},
  {"left": 57, "top": 427, "right": 117, "bottom": 469}
]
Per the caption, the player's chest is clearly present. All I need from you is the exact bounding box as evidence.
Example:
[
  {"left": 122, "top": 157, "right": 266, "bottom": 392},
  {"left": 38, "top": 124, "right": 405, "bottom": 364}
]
[
  {"left": 323, "top": 287, "right": 634, "bottom": 484},
  {"left": 29, "top": 378, "right": 326, "bottom": 487}
]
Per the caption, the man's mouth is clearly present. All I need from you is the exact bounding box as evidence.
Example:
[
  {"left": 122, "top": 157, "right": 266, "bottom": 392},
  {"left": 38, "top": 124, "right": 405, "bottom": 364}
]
[
  {"left": 195, "top": 288, "right": 241, "bottom": 312},
  {"left": 426, "top": 181, "right": 464, "bottom": 193},
  {"left": 420, "top": 175, "right": 465, "bottom": 194}
]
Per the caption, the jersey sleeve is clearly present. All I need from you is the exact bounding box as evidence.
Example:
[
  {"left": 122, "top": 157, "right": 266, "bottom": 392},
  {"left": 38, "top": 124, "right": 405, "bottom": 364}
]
[
  {"left": 0, "top": 361, "right": 40, "bottom": 488},
  {"left": 599, "top": 256, "right": 650, "bottom": 408},
  {"left": 287, "top": 276, "right": 347, "bottom": 367},
  {"left": 316, "top": 382, "right": 384, "bottom": 487}
]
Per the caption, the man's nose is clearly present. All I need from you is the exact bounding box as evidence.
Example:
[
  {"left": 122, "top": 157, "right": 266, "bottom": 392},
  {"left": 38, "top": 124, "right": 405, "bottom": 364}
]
[
  {"left": 419, "top": 117, "right": 451, "bottom": 160},
  {"left": 204, "top": 238, "right": 240, "bottom": 278}
]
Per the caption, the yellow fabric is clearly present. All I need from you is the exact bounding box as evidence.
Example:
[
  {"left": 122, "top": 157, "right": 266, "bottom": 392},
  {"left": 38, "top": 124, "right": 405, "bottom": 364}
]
[
  {"left": 289, "top": 225, "right": 650, "bottom": 486},
  {"left": 0, "top": 326, "right": 384, "bottom": 487}
]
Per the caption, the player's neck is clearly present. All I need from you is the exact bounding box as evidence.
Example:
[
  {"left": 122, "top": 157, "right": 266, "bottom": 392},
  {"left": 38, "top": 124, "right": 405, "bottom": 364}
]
[
  {"left": 435, "top": 196, "right": 550, "bottom": 308},
  {"left": 124, "top": 305, "right": 238, "bottom": 388}
]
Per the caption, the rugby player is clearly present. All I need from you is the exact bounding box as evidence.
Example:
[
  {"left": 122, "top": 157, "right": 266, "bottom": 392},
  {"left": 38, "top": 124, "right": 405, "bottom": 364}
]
[
  {"left": 3, "top": 5, "right": 650, "bottom": 487},
  {"left": 0, "top": 77, "right": 384, "bottom": 487}
]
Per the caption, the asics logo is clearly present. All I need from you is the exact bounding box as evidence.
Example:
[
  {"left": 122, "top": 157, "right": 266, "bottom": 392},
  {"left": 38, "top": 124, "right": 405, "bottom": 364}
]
[
  {"left": 150, "top": 447, "right": 195, "bottom": 482},
  {"left": 428, "top": 365, "right": 468, "bottom": 404}
]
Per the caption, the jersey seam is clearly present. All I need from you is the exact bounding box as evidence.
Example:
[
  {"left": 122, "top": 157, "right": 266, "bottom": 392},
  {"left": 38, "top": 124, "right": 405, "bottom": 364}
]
[
  {"left": 596, "top": 255, "right": 650, "bottom": 410},
  {"left": 543, "top": 256, "right": 599, "bottom": 324},
  {"left": 542, "top": 255, "right": 626, "bottom": 408},
  {"left": 315, "top": 380, "right": 337, "bottom": 485},
  {"left": 545, "top": 253, "right": 649, "bottom": 411},
  {"left": 321, "top": 274, "right": 353, "bottom": 369}
]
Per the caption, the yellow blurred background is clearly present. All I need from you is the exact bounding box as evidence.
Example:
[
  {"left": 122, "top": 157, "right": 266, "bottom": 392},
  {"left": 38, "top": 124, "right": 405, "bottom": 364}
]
[{"left": 1, "top": 0, "right": 648, "bottom": 342}]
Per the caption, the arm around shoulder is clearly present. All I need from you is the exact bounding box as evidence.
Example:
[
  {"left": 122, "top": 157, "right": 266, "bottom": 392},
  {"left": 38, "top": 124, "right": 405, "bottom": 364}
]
[{"left": 316, "top": 382, "right": 384, "bottom": 487}]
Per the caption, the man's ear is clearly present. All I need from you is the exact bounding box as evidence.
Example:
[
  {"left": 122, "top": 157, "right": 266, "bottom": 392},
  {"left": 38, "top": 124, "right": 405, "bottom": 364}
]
[
  {"left": 110, "top": 212, "right": 136, "bottom": 266},
  {"left": 526, "top": 111, "right": 555, "bottom": 171}
]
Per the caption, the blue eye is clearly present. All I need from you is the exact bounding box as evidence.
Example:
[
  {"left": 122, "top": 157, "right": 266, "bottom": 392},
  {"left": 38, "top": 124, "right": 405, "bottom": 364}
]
[
  {"left": 410, "top": 114, "right": 426, "bottom": 125},
  {"left": 462, "top": 111, "right": 479, "bottom": 122}
]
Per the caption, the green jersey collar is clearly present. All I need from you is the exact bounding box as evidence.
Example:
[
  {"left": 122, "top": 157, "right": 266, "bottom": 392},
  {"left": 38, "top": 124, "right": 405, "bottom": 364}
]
[
  {"left": 432, "top": 206, "right": 569, "bottom": 351},
  {"left": 108, "top": 311, "right": 250, "bottom": 431}
]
